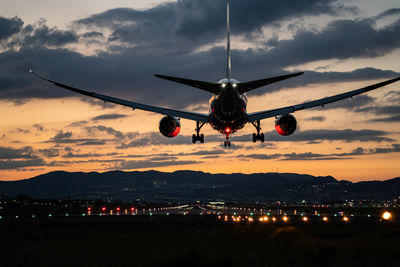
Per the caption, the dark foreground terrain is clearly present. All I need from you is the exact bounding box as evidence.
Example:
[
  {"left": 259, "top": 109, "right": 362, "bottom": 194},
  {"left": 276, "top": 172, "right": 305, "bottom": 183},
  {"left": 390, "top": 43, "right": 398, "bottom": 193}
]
[{"left": 1, "top": 215, "right": 400, "bottom": 267}]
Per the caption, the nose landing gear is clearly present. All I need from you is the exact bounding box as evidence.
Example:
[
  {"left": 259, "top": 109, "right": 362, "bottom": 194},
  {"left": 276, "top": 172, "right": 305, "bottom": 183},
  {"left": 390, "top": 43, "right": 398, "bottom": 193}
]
[{"left": 224, "top": 137, "right": 231, "bottom": 147}]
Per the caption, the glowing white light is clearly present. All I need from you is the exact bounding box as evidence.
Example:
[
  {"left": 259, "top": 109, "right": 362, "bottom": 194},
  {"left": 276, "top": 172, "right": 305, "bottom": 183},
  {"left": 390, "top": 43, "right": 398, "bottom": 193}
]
[{"left": 382, "top": 212, "right": 392, "bottom": 220}]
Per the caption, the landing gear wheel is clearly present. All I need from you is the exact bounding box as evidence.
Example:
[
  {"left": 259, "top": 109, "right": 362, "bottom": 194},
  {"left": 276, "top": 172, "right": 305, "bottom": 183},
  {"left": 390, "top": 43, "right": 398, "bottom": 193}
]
[
  {"left": 251, "top": 120, "right": 265, "bottom": 143},
  {"left": 192, "top": 121, "right": 206, "bottom": 144},
  {"left": 228, "top": 141, "right": 231, "bottom": 147},
  {"left": 224, "top": 141, "right": 227, "bottom": 147}
]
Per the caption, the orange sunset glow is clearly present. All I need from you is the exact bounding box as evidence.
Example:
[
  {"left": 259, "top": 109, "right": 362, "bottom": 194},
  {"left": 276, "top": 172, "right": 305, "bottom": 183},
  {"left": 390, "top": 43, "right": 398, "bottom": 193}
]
[{"left": 0, "top": 0, "right": 399, "bottom": 181}]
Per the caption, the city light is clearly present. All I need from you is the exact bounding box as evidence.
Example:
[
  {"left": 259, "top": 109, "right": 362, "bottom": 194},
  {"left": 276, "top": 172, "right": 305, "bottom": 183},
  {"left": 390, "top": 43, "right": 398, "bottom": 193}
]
[
  {"left": 323, "top": 216, "right": 328, "bottom": 222},
  {"left": 343, "top": 216, "right": 349, "bottom": 222},
  {"left": 282, "top": 216, "right": 288, "bottom": 222},
  {"left": 382, "top": 211, "right": 392, "bottom": 220},
  {"left": 302, "top": 216, "right": 308, "bottom": 222}
]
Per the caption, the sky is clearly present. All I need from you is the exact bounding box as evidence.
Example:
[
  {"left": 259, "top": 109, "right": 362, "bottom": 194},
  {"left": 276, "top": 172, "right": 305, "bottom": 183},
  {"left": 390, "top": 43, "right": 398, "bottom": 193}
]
[{"left": 0, "top": 0, "right": 399, "bottom": 181}]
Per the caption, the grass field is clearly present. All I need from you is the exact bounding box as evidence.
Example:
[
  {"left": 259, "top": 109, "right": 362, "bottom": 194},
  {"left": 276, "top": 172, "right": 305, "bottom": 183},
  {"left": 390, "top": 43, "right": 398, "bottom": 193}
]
[{"left": 1, "top": 215, "right": 400, "bottom": 267}]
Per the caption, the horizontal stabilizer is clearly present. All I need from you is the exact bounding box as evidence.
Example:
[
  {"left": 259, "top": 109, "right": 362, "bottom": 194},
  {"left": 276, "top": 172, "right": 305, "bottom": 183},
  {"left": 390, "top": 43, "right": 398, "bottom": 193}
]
[
  {"left": 237, "top": 72, "right": 304, "bottom": 94},
  {"left": 155, "top": 74, "right": 219, "bottom": 94}
]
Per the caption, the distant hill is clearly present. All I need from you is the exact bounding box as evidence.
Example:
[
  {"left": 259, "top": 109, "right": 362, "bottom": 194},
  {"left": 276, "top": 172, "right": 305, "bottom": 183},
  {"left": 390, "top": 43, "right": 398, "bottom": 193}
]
[{"left": 0, "top": 170, "right": 399, "bottom": 202}]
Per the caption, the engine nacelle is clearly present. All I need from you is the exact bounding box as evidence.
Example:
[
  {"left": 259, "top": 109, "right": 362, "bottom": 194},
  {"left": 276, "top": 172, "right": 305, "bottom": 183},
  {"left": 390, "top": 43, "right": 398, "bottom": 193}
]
[
  {"left": 159, "top": 116, "right": 181, "bottom": 138},
  {"left": 275, "top": 114, "right": 297, "bottom": 136}
]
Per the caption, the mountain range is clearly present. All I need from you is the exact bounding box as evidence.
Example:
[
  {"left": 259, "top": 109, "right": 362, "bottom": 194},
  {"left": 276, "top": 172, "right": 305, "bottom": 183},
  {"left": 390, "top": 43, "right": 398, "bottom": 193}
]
[{"left": 1, "top": 170, "right": 399, "bottom": 202}]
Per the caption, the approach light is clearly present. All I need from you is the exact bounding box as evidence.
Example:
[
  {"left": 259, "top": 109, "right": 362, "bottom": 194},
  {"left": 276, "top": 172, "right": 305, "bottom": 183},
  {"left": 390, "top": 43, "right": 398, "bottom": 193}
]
[{"left": 382, "top": 211, "right": 392, "bottom": 220}]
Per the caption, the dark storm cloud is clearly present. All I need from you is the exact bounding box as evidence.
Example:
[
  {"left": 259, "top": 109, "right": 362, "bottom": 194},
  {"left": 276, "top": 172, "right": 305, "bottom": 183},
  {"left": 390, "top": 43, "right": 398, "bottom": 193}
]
[
  {"left": 0, "top": 16, "right": 23, "bottom": 40},
  {"left": 264, "top": 129, "right": 394, "bottom": 143},
  {"left": 91, "top": 113, "right": 127, "bottom": 121},
  {"left": 376, "top": 8, "right": 400, "bottom": 19},
  {"left": 62, "top": 152, "right": 118, "bottom": 158},
  {"left": 75, "top": 0, "right": 348, "bottom": 49},
  {"left": 84, "top": 125, "right": 127, "bottom": 140},
  {"left": 8, "top": 19, "right": 78, "bottom": 47},
  {"left": 256, "top": 19, "right": 400, "bottom": 68},
  {"left": 0, "top": 158, "right": 46, "bottom": 170},
  {"left": 238, "top": 144, "right": 399, "bottom": 162},
  {"left": 0, "top": 0, "right": 398, "bottom": 110},
  {"left": 38, "top": 148, "right": 59, "bottom": 158},
  {"left": 0, "top": 146, "right": 36, "bottom": 159},
  {"left": 355, "top": 105, "right": 400, "bottom": 122},
  {"left": 46, "top": 130, "right": 104, "bottom": 145},
  {"left": 81, "top": 31, "right": 103, "bottom": 38}
]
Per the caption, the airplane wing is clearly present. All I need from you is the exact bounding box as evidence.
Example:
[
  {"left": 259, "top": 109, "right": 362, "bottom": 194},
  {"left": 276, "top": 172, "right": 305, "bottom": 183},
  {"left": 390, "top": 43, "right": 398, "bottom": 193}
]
[
  {"left": 30, "top": 71, "right": 209, "bottom": 122},
  {"left": 247, "top": 76, "right": 400, "bottom": 122}
]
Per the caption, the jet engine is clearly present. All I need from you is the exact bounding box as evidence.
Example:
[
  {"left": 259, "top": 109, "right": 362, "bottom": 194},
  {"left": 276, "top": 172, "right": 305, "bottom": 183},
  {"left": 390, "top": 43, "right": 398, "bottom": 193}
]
[
  {"left": 159, "top": 116, "right": 181, "bottom": 138},
  {"left": 275, "top": 114, "right": 297, "bottom": 136}
]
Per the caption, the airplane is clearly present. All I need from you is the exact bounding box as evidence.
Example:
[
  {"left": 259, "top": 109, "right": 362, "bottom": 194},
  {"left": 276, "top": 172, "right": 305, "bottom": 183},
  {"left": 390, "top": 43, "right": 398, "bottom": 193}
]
[{"left": 31, "top": 3, "right": 400, "bottom": 147}]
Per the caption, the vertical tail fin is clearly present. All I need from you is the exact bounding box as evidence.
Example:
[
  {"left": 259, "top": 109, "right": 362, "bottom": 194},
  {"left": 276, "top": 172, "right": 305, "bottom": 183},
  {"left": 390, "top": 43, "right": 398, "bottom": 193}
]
[{"left": 226, "top": 2, "right": 231, "bottom": 79}]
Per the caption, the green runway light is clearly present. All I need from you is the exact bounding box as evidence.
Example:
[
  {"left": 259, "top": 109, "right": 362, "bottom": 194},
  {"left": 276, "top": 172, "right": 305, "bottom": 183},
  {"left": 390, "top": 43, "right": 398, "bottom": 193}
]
[
  {"left": 166, "top": 212, "right": 169, "bottom": 216},
  {"left": 48, "top": 214, "right": 52, "bottom": 217},
  {"left": 32, "top": 215, "right": 35, "bottom": 218},
  {"left": 82, "top": 213, "right": 86, "bottom": 217},
  {"left": 65, "top": 213, "right": 69, "bottom": 217},
  {"left": 367, "top": 214, "right": 371, "bottom": 218},
  {"left": 149, "top": 212, "right": 153, "bottom": 216},
  {"left": 267, "top": 213, "right": 270, "bottom": 216},
  {"left": 15, "top": 216, "right": 19, "bottom": 219},
  {"left": 250, "top": 212, "right": 253, "bottom": 216}
]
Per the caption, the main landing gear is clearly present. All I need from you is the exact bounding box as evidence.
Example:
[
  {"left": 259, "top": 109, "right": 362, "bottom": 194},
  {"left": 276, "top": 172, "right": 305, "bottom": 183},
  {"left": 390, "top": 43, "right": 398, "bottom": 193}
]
[
  {"left": 251, "top": 120, "right": 264, "bottom": 143},
  {"left": 192, "top": 121, "right": 205, "bottom": 143}
]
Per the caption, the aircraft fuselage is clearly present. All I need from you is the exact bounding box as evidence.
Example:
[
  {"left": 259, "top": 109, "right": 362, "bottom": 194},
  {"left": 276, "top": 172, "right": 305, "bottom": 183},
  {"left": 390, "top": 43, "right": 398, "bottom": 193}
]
[{"left": 208, "top": 79, "right": 248, "bottom": 137}]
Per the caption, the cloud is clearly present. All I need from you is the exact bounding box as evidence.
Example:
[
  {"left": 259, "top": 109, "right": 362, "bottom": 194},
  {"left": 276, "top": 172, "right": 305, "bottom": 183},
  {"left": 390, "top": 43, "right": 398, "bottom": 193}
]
[
  {"left": 33, "top": 124, "right": 45, "bottom": 132},
  {"left": 38, "top": 148, "right": 59, "bottom": 158},
  {"left": 75, "top": 0, "right": 349, "bottom": 50},
  {"left": 264, "top": 129, "right": 395, "bottom": 143},
  {"left": 376, "top": 8, "right": 400, "bottom": 20},
  {"left": 0, "top": 16, "right": 23, "bottom": 40},
  {"left": 8, "top": 18, "right": 78, "bottom": 48},
  {"left": 0, "top": 158, "right": 46, "bottom": 170},
  {"left": 305, "top": 116, "right": 326, "bottom": 122},
  {"left": 92, "top": 113, "right": 127, "bottom": 121},
  {"left": 238, "top": 144, "right": 400, "bottom": 162},
  {"left": 0, "top": 146, "right": 36, "bottom": 159},
  {"left": 355, "top": 105, "right": 400, "bottom": 122}
]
